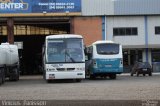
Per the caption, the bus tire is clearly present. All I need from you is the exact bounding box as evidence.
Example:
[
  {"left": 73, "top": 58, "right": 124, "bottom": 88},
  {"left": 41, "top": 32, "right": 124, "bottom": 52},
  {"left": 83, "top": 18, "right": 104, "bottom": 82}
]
[
  {"left": 109, "top": 74, "right": 116, "bottom": 79},
  {"left": 0, "top": 76, "right": 2, "bottom": 85},
  {"left": 9, "top": 68, "right": 19, "bottom": 81},
  {"left": 2, "top": 68, "right": 5, "bottom": 83},
  {"left": 0, "top": 78, "right": 2, "bottom": 85},
  {"left": 90, "top": 75, "right": 95, "bottom": 79},
  {"left": 76, "top": 79, "right": 82, "bottom": 82},
  {"left": 47, "top": 80, "right": 52, "bottom": 83},
  {"left": 0, "top": 69, "right": 3, "bottom": 85}
]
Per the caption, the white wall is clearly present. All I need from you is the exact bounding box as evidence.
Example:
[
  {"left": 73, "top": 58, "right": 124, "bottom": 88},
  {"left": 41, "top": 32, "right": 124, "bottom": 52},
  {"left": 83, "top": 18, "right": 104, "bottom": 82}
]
[
  {"left": 106, "top": 16, "right": 145, "bottom": 47},
  {"left": 82, "top": 0, "right": 160, "bottom": 16},
  {"left": 82, "top": 0, "right": 114, "bottom": 16},
  {"left": 148, "top": 16, "right": 160, "bottom": 46}
]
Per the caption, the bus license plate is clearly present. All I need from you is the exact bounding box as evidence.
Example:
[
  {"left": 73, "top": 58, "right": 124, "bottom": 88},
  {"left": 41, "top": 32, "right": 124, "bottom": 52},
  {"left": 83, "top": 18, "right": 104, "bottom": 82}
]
[
  {"left": 105, "top": 64, "right": 112, "bottom": 67},
  {"left": 49, "top": 74, "right": 55, "bottom": 79}
]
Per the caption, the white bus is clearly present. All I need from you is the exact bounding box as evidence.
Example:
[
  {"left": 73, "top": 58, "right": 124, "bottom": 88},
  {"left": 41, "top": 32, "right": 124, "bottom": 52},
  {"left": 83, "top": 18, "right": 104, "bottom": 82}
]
[
  {"left": 42, "top": 34, "right": 85, "bottom": 82},
  {"left": 85, "top": 40, "right": 123, "bottom": 79}
]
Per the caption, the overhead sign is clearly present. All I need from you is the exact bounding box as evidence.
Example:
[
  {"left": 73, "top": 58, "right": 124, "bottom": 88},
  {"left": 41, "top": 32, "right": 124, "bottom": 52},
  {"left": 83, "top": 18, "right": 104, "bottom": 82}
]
[{"left": 0, "top": 0, "right": 81, "bottom": 16}]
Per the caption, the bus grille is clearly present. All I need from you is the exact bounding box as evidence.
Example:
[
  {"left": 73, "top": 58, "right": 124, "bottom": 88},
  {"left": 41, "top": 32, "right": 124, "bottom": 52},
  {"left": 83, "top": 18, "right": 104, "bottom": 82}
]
[{"left": 56, "top": 68, "right": 75, "bottom": 71}]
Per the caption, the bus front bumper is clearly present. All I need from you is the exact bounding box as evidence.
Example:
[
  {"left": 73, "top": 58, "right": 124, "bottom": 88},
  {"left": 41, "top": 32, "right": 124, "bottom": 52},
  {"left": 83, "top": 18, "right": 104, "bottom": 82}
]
[
  {"left": 46, "top": 71, "right": 85, "bottom": 80},
  {"left": 91, "top": 67, "right": 123, "bottom": 74}
]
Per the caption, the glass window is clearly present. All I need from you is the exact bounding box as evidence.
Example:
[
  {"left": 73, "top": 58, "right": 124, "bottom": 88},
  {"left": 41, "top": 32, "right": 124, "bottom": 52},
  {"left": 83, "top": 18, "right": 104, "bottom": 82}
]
[
  {"left": 152, "top": 50, "right": 160, "bottom": 62},
  {"left": 47, "top": 40, "right": 65, "bottom": 63},
  {"left": 126, "top": 28, "right": 131, "bottom": 35},
  {"left": 155, "top": 26, "right": 160, "bottom": 34},
  {"left": 2, "top": 26, "right": 7, "bottom": 35},
  {"left": 0, "top": 26, "right": 2, "bottom": 35},
  {"left": 119, "top": 28, "right": 125, "bottom": 35},
  {"left": 65, "top": 39, "right": 83, "bottom": 62},
  {"left": 47, "top": 38, "right": 83, "bottom": 63},
  {"left": 96, "top": 43, "right": 119, "bottom": 55},
  {"left": 113, "top": 28, "right": 119, "bottom": 35},
  {"left": 138, "top": 50, "right": 142, "bottom": 62},
  {"left": 113, "top": 27, "right": 138, "bottom": 36},
  {"left": 132, "top": 28, "right": 138, "bottom": 35}
]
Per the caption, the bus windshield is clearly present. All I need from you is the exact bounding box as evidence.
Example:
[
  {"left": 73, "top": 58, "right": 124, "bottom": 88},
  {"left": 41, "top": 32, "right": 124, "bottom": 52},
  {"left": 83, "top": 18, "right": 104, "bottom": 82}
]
[
  {"left": 96, "top": 43, "right": 119, "bottom": 55},
  {"left": 47, "top": 38, "right": 84, "bottom": 63}
]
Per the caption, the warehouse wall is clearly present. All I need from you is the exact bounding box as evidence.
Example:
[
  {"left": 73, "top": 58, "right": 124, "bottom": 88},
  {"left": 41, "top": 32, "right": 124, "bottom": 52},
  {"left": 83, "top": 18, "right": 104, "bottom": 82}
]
[
  {"left": 82, "top": 0, "right": 160, "bottom": 16},
  {"left": 71, "top": 17, "right": 102, "bottom": 46},
  {"left": 106, "top": 16, "right": 145, "bottom": 48},
  {"left": 148, "top": 16, "right": 160, "bottom": 46}
]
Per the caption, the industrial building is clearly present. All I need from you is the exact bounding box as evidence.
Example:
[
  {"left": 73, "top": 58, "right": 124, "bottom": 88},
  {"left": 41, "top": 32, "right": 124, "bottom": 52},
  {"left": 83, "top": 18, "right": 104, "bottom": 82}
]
[{"left": 0, "top": 0, "right": 160, "bottom": 74}]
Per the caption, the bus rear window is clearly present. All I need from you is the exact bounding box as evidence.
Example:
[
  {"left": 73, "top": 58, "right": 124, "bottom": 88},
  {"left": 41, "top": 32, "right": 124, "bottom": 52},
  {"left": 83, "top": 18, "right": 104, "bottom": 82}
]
[{"left": 96, "top": 43, "right": 119, "bottom": 55}]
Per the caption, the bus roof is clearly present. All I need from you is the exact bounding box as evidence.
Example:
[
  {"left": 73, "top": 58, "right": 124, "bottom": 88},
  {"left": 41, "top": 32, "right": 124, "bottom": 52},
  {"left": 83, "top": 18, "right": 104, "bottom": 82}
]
[
  {"left": 46, "top": 34, "right": 83, "bottom": 39},
  {"left": 92, "top": 40, "right": 115, "bottom": 45}
]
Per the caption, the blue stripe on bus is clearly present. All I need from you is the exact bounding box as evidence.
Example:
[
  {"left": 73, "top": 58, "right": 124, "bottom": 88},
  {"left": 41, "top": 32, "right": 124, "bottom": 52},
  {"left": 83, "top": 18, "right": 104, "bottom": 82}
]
[{"left": 89, "top": 58, "right": 123, "bottom": 74}]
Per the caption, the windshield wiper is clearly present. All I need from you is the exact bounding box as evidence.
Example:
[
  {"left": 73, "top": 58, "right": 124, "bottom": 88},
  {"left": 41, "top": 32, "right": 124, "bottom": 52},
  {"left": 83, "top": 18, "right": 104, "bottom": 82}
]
[
  {"left": 65, "top": 51, "right": 76, "bottom": 62},
  {"left": 99, "top": 51, "right": 117, "bottom": 54}
]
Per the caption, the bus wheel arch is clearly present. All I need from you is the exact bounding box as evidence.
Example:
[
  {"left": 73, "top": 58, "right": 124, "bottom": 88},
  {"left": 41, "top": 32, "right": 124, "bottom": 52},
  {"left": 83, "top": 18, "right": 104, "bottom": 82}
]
[
  {"left": 109, "top": 74, "right": 116, "bottom": 79},
  {"left": 75, "top": 79, "right": 82, "bottom": 82}
]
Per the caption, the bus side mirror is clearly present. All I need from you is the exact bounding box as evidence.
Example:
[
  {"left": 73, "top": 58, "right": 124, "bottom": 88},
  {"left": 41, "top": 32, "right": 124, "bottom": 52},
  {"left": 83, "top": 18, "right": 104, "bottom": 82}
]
[
  {"left": 84, "top": 47, "right": 87, "bottom": 54},
  {"left": 85, "top": 55, "right": 88, "bottom": 61}
]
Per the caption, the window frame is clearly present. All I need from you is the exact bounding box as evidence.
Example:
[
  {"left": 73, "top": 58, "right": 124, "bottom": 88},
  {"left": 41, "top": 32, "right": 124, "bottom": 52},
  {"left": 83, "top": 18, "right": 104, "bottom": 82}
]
[
  {"left": 113, "top": 27, "right": 138, "bottom": 36},
  {"left": 155, "top": 26, "right": 160, "bottom": 35}
]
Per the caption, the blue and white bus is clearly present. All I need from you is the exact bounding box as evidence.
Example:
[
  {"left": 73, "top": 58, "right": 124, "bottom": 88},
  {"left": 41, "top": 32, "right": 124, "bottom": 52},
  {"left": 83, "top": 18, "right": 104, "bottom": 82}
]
[
  {"left": 42, "top": 34, "right": 85, "bottom": 82},
  {"left": 85, "top": 40, "right": 123, "bottom": 79}
]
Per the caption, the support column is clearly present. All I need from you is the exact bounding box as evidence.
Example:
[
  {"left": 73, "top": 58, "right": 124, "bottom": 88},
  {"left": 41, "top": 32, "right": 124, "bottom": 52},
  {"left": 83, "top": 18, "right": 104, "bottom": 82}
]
[
  {"left": 70, "top": 17, "right": 74, "bottom": 34},
  {"left": 102, "top": 16, "right": 106, "bottom": 40},
  {"left": 128, "top": 50, "right": 131, "bottom": 65},
  {"left": 143, "top": 49, "right": 152, "bottom": 64},
  {"left": 144, "top": 16, "right": 148, "bottom": 62},
  {"left": 7, "top": 18, "right": 14, "bottom": 44}
]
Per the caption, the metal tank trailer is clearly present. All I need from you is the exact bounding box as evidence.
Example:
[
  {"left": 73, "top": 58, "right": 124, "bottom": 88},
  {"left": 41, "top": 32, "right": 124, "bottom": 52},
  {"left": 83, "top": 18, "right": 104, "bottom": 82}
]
[{"left": 0, "top": 43, "right": 20, "bottom": 85}]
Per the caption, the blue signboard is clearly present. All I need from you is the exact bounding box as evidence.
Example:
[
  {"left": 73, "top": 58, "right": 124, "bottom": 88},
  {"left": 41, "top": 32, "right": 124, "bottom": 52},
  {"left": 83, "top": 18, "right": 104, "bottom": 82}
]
[{"left": 0, "top": 0, "right": 81, "bottom": 14}]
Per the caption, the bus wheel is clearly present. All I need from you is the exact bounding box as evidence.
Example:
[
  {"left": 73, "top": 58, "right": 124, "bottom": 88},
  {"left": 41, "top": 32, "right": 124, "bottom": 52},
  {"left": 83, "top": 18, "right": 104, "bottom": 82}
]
[
  {"left": 0, "top": 70, "right": 2, "bottom": 85},
  {"left": 109, "top": 74, "right": 116, "bottom": 79},
  {"left": 2, "top": 68, "right": 5, "bottom": 83},
  {"left": 0, "top": 76, "right": 2, "bottom": 85},
  {"left": 76, "top": 79, "right": 82, "bottom": 82},
  {"left": 47, "top": 80, "right": 52, "bottom": 83},
  {"left": 90, "top": 75, "right": 95, "bottom": 79}
]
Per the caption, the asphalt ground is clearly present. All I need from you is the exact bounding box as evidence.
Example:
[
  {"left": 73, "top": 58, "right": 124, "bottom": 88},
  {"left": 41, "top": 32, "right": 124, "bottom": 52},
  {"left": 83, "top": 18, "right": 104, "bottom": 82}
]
[{"left": 0, "top": 73, "right": 160, "bottom": 106}]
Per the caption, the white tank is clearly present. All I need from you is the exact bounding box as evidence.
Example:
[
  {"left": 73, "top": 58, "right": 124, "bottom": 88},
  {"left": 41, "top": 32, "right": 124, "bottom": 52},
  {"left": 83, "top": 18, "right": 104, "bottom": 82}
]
[
  {"left": 0, "top": 46, "right": 7, "bottom": 66},
  {"left": 0, "top": 43, "right": 19, "bottom": 66}
]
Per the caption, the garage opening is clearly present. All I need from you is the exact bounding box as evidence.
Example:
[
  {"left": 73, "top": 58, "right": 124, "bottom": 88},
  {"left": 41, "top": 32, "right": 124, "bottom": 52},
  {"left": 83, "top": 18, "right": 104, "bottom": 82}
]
[{"left": 0, "top": 18, "right": 70, "bottom": 75}]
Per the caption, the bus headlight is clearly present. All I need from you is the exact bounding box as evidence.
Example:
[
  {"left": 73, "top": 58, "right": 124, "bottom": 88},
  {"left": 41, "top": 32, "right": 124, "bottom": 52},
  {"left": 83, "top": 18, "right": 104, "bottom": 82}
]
[
  {"left": 47, "top": 68, "right": 56, "bottom": 72},
  {"left": 76, "top": 68, "right": 85, "bottom": 71}
]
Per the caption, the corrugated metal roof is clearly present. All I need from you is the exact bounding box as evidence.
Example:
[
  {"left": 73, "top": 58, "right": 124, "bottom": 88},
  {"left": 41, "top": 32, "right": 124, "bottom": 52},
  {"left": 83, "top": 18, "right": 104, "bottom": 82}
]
[
  {"left": 82, "top": 0, "right": 160, "bottom": 16},
  {"left": 82, "top": 0, "right": 114, "bottom": 16},
  {"left": 114, "top": 0, "right": 160, "bottom": 15}
]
